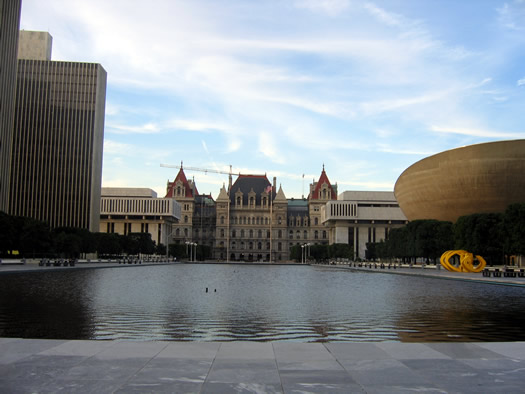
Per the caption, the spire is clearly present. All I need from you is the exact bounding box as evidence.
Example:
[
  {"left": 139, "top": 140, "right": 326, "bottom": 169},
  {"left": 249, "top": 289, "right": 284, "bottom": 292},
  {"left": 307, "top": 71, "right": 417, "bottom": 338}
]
[{"left": 274, "top": 184, "right": 287, "bottom": 201}]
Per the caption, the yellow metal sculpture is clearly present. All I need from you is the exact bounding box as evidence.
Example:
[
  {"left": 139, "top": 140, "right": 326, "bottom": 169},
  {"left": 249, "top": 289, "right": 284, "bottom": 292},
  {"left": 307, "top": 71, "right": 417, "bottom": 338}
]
[{"left": 440, "top": 250, "right": 486, "bottom": 273}]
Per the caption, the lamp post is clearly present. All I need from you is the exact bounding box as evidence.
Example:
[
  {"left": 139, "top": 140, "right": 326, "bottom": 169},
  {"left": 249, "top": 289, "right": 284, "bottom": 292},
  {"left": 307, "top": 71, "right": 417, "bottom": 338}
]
[
  {"left": 303, "top": 243, "right": 311, "bottom": 263},
  {"left": 193, "top": 242, "right": 197, "bottom": 262},
  {"left": 301, "top": 244, "right": 305, "bottom": 264},
  {"left": 165, "top": 223, "right": 174, "bottom": 261},
  {"left": 185, "top": 241, "right": 192, "bottom": 262}
]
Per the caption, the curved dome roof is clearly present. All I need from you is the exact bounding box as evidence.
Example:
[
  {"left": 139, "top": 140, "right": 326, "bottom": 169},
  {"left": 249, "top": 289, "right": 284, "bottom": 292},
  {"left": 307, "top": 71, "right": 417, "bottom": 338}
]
[{"left": 394, "top": 140, "right": 525, "bottom": 223}]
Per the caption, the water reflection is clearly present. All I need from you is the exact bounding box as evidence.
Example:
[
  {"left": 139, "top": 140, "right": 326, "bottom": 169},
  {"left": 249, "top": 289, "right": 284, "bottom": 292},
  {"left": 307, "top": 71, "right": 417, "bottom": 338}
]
[{"left": 0, "top": 264, "right": 524, "bottom": 341}]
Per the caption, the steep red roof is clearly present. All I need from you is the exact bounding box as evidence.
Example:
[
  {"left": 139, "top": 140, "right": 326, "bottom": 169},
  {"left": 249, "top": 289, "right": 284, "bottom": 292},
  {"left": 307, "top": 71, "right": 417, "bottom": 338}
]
[
  {"left": 310, "top": 167, "right": 337, "bottom": 200},
  {"left": 165, "top": 167, "right": 198, "bottom": 198}
]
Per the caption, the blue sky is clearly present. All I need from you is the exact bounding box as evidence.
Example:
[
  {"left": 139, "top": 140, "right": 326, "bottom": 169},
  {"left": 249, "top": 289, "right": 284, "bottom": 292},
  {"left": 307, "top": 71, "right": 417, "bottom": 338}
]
[{"left": 20, "top": 0, "right": 525, "bottom": 199}]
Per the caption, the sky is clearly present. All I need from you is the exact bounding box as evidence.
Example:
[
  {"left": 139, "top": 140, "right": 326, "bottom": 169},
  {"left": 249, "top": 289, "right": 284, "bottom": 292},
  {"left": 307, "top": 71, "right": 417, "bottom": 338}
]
[{"left": 20, "top": 0, "right": 525, "bottom": 199}]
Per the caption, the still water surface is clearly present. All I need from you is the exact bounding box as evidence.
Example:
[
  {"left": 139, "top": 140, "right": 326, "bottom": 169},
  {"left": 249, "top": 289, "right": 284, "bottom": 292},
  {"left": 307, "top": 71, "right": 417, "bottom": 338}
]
[{"left": 1, "top": 264, "right": 524, "bottom": 342}]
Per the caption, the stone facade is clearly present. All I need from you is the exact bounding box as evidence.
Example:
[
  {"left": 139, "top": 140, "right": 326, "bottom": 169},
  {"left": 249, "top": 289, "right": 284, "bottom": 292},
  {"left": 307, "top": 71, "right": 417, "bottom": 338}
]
[{"left": 159, "top": 166, "right": 406, "bottom": 261}]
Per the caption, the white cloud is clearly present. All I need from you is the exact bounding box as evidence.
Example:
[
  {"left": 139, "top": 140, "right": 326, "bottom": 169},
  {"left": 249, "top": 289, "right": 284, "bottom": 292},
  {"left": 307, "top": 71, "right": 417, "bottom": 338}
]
[
  {"left": 103, "top": 140, "right": 135, "bottom": 155},
  {"left": 107, "top": 123, "right": 160, "bottom": 134},
  {"left": 294, "top": 0, "right": 350, "bottom": 16},
  {"left": 258, "top": 132, "right": 286, "bottom": 164},
  {"left": 518, "top": 78, "right": 525, "bottom": 86},
  {"left": 430, "top": 125, "right": 525, "bottom": 138},
  {"left": 497, "top": 1, "right": 525, "bottom": 31}
]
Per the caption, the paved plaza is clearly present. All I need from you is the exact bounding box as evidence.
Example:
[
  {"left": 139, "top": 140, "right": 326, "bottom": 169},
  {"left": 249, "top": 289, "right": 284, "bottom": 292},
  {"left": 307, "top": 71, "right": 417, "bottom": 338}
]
[{"left": 1, "top": 338, "right": 525, "bottom": 393}]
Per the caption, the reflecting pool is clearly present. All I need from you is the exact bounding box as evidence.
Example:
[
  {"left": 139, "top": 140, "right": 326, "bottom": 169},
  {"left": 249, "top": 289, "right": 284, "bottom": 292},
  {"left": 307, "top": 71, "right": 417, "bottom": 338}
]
[{"left": 1, "top": 264, "right": 524, "bottom": 342}]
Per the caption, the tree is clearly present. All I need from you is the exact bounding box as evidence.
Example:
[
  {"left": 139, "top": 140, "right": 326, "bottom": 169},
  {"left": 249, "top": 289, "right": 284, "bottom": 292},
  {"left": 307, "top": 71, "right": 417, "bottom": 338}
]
[
  {"left": 503, "top": 203, "right": 525, "bottom": 256},
  {"left": 95, "top": 232, "right": 123, "bottom": 256},
  {"left": 125, "top": 233, "right": 155, "bottom": 255},
  {"left": 454, "top": 213, "right": 504, "bottom": 265},
  {"left": 328, "top": 243, "right": 353, "bottom": 259},
  {"left": 289, "top": 244, "right": 301, "bottom": 261}
]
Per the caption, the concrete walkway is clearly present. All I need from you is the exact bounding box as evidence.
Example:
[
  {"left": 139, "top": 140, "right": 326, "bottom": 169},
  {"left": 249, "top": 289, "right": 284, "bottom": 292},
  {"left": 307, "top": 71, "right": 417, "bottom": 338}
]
[
  {"left": 323, "top": 263, "right": 525, "bottom": 287},
  {"left": 1, "top": 338, "right": 525, "bottom": 393}
]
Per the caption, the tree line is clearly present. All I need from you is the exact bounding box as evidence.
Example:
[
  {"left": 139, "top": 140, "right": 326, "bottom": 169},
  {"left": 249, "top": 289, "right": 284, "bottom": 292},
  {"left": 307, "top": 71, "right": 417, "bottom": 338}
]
[
  {"left": 365, "top": 203, "right": 525, "bottom": 265},
  {"left": 0, "top": 211, "right": 213, "bottom": 260},
  {"left": 0, "top": 211, "right": 161, "bottom": 258}
]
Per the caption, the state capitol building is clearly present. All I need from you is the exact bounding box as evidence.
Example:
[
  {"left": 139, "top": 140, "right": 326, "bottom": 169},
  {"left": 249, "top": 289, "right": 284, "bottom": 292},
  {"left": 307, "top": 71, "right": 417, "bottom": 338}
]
[{"left": 100, "top": 166, "right": 407, "bottom": 261}]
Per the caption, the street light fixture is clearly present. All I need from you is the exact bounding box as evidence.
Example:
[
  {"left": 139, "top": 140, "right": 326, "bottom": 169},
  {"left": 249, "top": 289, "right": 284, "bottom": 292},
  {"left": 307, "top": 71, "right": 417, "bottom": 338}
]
[{"left": 302, "top": 243, "right": 311, "bottom": 263}]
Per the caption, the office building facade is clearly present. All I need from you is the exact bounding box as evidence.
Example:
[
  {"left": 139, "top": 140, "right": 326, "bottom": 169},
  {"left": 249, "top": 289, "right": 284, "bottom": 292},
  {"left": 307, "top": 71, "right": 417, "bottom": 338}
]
[
  {"left": 322, "top": 191, "right": 408, "bottom": 259},
  {"left": 99, "top": 187, "right": 181, "bottom": 246},
  {"left": 9, "top": 34, "right": 107, "bottom": 230},
  {"left": 0, "top": 0, "right": 22, "bottom": 212}
]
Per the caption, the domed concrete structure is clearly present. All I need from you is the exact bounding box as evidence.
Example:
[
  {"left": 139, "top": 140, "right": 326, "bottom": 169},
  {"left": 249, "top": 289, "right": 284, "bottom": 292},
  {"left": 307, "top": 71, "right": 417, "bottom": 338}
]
[{"left": 394, "top": 140, "right": 525, "bottom": 223}]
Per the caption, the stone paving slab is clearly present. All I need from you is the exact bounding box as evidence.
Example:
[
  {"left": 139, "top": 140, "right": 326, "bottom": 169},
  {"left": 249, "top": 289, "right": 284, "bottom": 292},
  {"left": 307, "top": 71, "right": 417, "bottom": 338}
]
[{"left": 1, "top": 339, "right": 525, "bottom": 393}]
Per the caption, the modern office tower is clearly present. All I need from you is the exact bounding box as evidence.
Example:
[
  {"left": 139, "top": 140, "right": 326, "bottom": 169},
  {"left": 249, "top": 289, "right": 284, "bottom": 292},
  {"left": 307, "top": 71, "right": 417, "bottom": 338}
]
[
  {"left": 18, "top": 30, "right": 52, "bottom": 61},
  {"left": 9, "top": 32, "right": 107, "bottom": 231},
  {"left": 0, "top": 0, "right": 22, "bottom": 212}
]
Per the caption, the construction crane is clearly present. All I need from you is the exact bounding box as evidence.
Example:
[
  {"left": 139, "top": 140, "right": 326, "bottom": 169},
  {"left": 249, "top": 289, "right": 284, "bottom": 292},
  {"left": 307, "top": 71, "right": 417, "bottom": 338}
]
[{"left": 160, "top": 162, "right": 237, "bottom": 191}]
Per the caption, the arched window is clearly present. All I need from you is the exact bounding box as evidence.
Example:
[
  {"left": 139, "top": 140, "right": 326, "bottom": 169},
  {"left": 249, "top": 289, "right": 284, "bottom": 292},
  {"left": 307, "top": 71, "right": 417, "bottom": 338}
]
[
  {"left": 237, "top": 196, "right": 241, "bottom": 206},
  {"left": 243, "top": 217, "right": 247, "bottom": 224},
  {"left": 184, "top": 228, "right": 188, "bottom": 236},
  {"left": 315, "top": 230, "right": 318, "bottom": 239},
  {"left": 266, "top": 230, "right": 270, "bottom": 238},
  {"left": 249, "top": 229, "right": 254, "bottom": 238},
  {"left": 258, "top": 230, "right": 262, "bottom": 238},
  {"left": 314, "top": 217, "right": 319, "bottom": 225},
  {"left": 265, "top": 218, "right": 269, "bottom": 225},
  {"left": 278, "top": 242, "right": 282, "bottom": 251},
  {"left": 184, "top": 215, "right": 188, "bottom": 223},
  {"left": 175, "top": 228, "right": 180, "bottom": 236},
  {"left": 241, "top": 229, "right": 245, "bottom": 238},
  {"left": 304, "top": 230, "right": 308, "bottom": 239},
  {"left": 278, "top": 216, "right": 282, "bottom": 225},
  {"left": 177, "top": 186, "right": 182, "bottom": 196},
  {"left": 323, "top": 230, "right": 327, "bottom": 239},
  {"left": 249, "top": 242, "right": 253, "bottom": 249},
  {"left": 278, "top": 229, "right": 282, "bottom": 238},
  {"left": 296, "top": 230, "right": 300, "bottom": 239},
  {"left": 232, "top": 230, "right": 236, "bottom": 238},
  {"left": 220, "top": 229, "right": 225, "bottom": 237},
  {"left": 220, "top": 216, "right": 225, "bottom": 225},
  {"left": 241, "top": 241, "right": 245, "bottom": 250},
  {"left": 250, "top": 197, "right": 255, "bottom": 207},
  {"left": 258, "top": 242, "right": 262, "bottom": 250},
  {"left": 266, "top": 242, "right": 270, "bottom": 249},
  {"left": 232, "top": 241, "right": 236, "bottom": 250},
  {"left": 289, "top": 230, "right": 293, "bottom": 239}
]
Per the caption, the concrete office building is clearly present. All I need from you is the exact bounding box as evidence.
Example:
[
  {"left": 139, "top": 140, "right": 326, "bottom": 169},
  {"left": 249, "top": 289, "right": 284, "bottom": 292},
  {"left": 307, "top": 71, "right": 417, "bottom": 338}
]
[
  {"left": 322, "top": 191, "right": 407, "bottom": 259},
  {"left": 99, "top": 188, "right": 181, "bottom": 247},
  {"left": 18, "top": 30, "right": 52, "bottom": 61},
  {"left": 0, "top": 0, "right": 22, "bottom": 212},
  {"left": 9, "top": 32, "right": 106, "bottom": 231}
]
